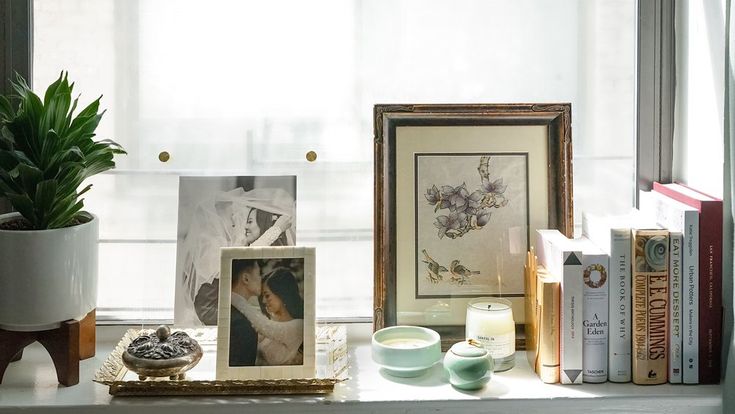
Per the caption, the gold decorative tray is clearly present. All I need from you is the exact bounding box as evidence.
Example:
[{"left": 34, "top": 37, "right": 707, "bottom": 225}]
[{"left": 94, "top": 326, "right": 348, "bottom": 396}]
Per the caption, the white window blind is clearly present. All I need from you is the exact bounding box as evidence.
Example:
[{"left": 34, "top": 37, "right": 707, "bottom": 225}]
[{"left": 33, "top": 0, "right": 636, "bottom": 321}]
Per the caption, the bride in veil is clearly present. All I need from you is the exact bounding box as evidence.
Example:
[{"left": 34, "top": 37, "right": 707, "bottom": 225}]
[{"left": 175, "top": 186, "right": 295, "bottom": 326}]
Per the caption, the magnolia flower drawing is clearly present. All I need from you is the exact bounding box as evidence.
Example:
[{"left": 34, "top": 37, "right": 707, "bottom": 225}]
[{"left": 425, "top": 156, "right": 509, "bottom": 239}]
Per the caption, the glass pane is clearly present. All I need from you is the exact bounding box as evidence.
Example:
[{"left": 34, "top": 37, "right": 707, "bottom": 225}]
[{"left": 33, "top": 0, "right": 636, "bottom": 320}]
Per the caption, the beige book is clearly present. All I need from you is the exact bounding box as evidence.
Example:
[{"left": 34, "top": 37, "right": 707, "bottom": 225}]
[
  {"left": 525, "top": 250, "right": 561, "bottom": 383},
  {"left": 535, "top": 267, "right": 561, "bottom": 383},
  {"left": 632, "top": 229, "right": 669, "bottom": 385}
]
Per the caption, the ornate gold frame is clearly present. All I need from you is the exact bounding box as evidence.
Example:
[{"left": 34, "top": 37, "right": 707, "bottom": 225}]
[{"left": 373, "top": 104, "right": 574, "bottom": 350}]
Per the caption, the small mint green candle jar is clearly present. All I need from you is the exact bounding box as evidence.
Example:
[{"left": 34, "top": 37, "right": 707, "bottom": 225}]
[
  {"left": 372, "top": 326, "right": 441, "bottom": 378},
  {"left": 443, "top": 340, "right": 494, "bottom": 390}
]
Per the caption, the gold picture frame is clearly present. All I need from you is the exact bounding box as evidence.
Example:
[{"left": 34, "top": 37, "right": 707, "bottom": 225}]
[
  {"left": 373, "top": 104, "right": 573, "bottom": 349},
  {"left": 94, "top": 326, "right": 346, "bottom": 396}
]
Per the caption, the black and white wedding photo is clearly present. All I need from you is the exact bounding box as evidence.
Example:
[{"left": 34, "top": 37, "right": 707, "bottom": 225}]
[{"left": 174, "top": 176, "right": 297, "bottom": 326}]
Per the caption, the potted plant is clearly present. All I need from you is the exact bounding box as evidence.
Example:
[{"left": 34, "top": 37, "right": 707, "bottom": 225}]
[{"left": 0, "top": 72, "right": 125, "bottom": 332}]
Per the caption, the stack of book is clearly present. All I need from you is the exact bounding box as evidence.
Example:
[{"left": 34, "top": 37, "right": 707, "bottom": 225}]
[
  {"left": 525, "top": 182, "right": 722, "bottom": 385},
  {"left": 644, "top": 182, "right": 723, "bottom": 384}
]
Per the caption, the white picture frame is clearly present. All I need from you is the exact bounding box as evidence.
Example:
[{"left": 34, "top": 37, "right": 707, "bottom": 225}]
[{"left": 216, "top": 246, "right": 316, "bottom": 380}]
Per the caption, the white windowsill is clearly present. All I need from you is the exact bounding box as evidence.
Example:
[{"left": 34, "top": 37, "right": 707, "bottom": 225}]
[{"left": 0, "top": 324, "right": 723, "bottom": 414}]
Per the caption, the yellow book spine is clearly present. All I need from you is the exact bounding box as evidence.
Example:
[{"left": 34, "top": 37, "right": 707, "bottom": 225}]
[
  {"left": 632, "top": 229, "right": 669, "bottom": 385},
  {"left": 537, "top": 272, "right": 560, "bottom": 383}
]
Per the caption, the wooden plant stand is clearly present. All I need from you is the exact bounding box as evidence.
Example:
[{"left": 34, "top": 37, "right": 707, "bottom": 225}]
[
  {"left": 79, "top": 309, "right": 96, "bottom": 360},
  {"left": 0, "top": 310, "right": 96, "bottom": 386}
]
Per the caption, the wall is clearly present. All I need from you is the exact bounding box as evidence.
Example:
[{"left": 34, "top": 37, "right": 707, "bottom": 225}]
[{"left": 673, "top": 0, "right": 726, "bottom": 196}]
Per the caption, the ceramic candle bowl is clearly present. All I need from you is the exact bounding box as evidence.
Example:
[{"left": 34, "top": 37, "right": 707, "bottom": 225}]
[{"left": 371, "top": 326, "right": 441, "bottom": 377}]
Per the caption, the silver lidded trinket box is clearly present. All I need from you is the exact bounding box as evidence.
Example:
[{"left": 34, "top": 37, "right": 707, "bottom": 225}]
[{"left": 122, "top": 325, "right": 203, "bottom": 380}]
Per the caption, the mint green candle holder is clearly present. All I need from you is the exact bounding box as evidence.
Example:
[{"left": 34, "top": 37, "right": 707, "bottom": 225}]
[{"left": 371, "top": 326, "right": 441, "bottom": 378}]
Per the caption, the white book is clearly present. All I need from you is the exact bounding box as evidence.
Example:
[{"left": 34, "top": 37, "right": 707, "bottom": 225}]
[
  {"left": 566, "top": 237, "right": 609, "bottom": 383},
  {"left": 536, "top": 229, "right": 583, "bottom": 384},
  {"left": 583, "top": 212, "right": 638, "bottom": 382},
  {"left": 639, "top": 190, "right": 699, "bottom": 383},
  {"left": 669, "top": 231, "right": 683, "bottom": 383}
]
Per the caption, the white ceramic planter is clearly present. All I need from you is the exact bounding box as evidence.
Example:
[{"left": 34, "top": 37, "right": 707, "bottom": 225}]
[{"left": 0, "top": 212, "right": 98, "bottom": 332}]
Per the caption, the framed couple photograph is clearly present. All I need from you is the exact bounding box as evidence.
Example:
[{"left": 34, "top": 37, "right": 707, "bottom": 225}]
[
  {"left": 216, "top": 246, "right": 316, "bottom": 380},
  {"left": 374, "top": 104, "right": 574, "bottom": 348}
]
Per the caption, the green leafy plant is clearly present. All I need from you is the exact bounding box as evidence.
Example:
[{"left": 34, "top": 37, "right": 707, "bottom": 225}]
[{"left": 0, "top": 72, "right": 125, "bottom": 229}]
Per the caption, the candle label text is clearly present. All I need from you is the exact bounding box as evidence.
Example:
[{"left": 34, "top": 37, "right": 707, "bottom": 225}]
[{"left": 469, "top": 332, "right": 515, "bottom": 358}]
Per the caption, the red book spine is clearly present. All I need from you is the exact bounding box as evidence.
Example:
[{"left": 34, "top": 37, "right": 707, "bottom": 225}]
[{"left": 652, "top": 182, "right": 722, "bottom": 384}]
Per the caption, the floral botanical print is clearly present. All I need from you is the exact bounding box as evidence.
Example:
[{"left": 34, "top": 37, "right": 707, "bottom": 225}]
[
  {"left": 420, "top": 249, "right": 479, "bottom": 286},
  {"left": 415, "top": 153, "right": 528, "bottom": 298},
  {"left": 425, "top": 156, "right": 509, "bottom": 240}
]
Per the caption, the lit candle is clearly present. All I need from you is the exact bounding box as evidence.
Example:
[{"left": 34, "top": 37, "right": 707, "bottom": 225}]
[{"left": 465, "top": 298, "right": 516, "bottom": 371}]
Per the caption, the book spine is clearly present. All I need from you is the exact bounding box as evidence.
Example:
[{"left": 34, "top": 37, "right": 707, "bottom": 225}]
[
  {"left": 669, "top": 232, "right": 683, "bottom": 383},
  {"left": 699, "top": 203, "right": 723, "bottom": 384},
  {"left": 682, "top": 210, "right": 699, "bottom": 384},
  {"left": 524, "top": 251, "right": 538, "bottom": 373},
  {"left": 632, "top": 230, "right": 669, "bottom": 385},
  {"left": 582, "top": 253, "right": 609, "bottom": 383},
  {"left": 609, "top": 229, "right": 632, "bottom": 382},
  {"left": 538, "top": 279, "right": 561, "bottom": 383},
  {"left": 560, "top": 250, "right": 584, "bottom": 384}
]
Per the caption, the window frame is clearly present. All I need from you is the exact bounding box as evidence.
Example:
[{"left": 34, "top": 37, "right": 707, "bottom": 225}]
[
  {"left": 1, "top": 0, "right": 674, "bottom": 324},
  {"left": 0, "top": 0, "right": 32, "bottom": 215},
  {"left": 636, "top": 0, "right": 675, "bottom": 197}
]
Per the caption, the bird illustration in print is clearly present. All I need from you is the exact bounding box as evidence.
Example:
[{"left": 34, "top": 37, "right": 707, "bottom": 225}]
[
  {"left": 421, "top": 249, "right": 447, "bottom": 284},
  {"left": 449, "top": 260, "right": 480, "bottom": 285}
]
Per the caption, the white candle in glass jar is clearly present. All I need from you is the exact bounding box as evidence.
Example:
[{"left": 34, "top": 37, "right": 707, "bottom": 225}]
[{"left": 465, "top": 298, "right": 515, "bottom": 370}]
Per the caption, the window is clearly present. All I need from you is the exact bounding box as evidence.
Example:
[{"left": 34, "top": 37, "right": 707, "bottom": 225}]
[{"left": 32, "top": 0, "right": 637, "bottom": 322}]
